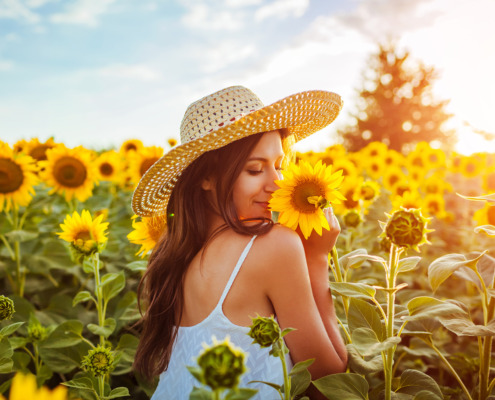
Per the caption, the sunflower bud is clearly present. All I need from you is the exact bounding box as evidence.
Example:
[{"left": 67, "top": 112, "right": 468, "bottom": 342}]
[
  {"left": 381, "top": 207, "right": 432, "bottom": 252},
  {"left": 307, "top": 195, "right": 330, "bottom": 210},
  {"left": 196, "top": 337, "right": 246, "bottom": 391},
  {"left": 81, "top": 344, "right": 115, "bottom": 377},
  {"left": 72, "top": 238, "right": 99, "bottom": 255},
  {"left": 0, "top": 295, "right": 15, "bottom": 321},
  {"left": 27, "top": 320, "right": 47, "bottom": 342},
  {"left": 343, "top": 210, "right": 363, "bottom": 228},
  {"left": 248, "top": 315, "right": 282, "bottom": 348}
]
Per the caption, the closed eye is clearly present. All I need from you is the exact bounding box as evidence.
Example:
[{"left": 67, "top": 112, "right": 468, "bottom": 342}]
[{"left": 247, "top": 170, "right": 263, "bottom": 176}]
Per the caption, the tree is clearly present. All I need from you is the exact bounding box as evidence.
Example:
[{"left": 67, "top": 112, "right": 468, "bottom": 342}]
[{"left": 339, "top": 43, "right": 456, "bottom": 153}]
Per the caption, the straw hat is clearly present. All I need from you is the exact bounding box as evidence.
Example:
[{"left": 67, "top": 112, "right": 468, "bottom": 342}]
[{"left": 132, "top": 85, "right": 343, "bottom": 217}]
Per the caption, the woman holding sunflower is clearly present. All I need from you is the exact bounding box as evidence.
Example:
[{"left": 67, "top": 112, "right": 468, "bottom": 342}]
[{"left": 132, "top": 86, "right": 348, "bottom": 399}]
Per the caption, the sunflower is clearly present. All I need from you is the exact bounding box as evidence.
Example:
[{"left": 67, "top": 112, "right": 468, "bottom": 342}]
[
  {"left": 383, "top": 166, "right": 406, "bottom": 191},
  {"left": 58, "top": 209, "right": 108, "bottom": 256},
  {"left": 422, "top": 146, "right": 446, "bottom": 170},
  {"left": 448, "top": 152, "right": 464, "bottom": 174},
  {"left": 383, "top": 149, "right": 405, "bottom": 169},
  {"left": 127, "top": 146, "right": 164, "bottom": 186},
  {"left": 315, "top": 144, "right": 347, "bottom": 168},
  {"left": 364, "top": 157, "right": 386, "bottom": 180},
  {"left": 483, "top": 168, "right": 495, "bottom": 193},
  {"left": 359, "top": 180, "right": 381, "bottom": 202},
  {"left": 120, "top": 139, "right": 143, "bottom": 155},
  {"left": 95, "top": 150, "right": 124, "bottom": 184},
  {"left": 331, "top": 157, "right": 359, "bottom": 179},
  {"left": 423, "top": 174, "right": 451, "bottom": 196},
  {"left": 474, "top": 204, "right": 495, "bottom": 227},
  {"left": 24, "top": 137, "right": 57, "bottom": 162},
  {"left": 269, "top": 160, "right": 345, "bottom": 239},
  {"left": 13, "top": 139, "right": 30, "bottom": 154},
  {"left": 361, "top": 141, "right": 388, "bottom": 160},
  {"left": 406, "top": 166, "right": 426, "bottom": 185},
  {"left": 423, "top": 193, "right": 447, "bottom": 219},
  {"left": 0, "top": 372, "right": 68, "bottom": 400},
  {"left": 406, "top": 150, "right": 425, "bottom": 169},
  {"left": 0, "top": 143, "right": 39, "bottom": 212},
  {"left": 460, "top": 154, "right": 484, "bottom": 178},
  {"left": 391, "top": 190, "right": 422, "bottom": 211},
  {"left": 127, "top": 214, "right": 167, "bottom": 258},
  {"left": 390, "top": 179, "right": 414, "bottom": 198},
  {"left": 167, "top": 138, "right": 178, "bottom": 147},
  {"left": 40, "top": 145, "right": 98, "bottom": 202}
]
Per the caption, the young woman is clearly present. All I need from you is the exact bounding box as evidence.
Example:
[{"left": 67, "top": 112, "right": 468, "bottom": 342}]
[{"left": 132, "top": 86, "right": 348, "bottom": 399}]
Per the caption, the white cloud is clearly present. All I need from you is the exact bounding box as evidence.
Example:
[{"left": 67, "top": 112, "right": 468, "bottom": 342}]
[
  {"left": 0, "top": 60, "right": 14, "bottom": 71},
  {"left": 255, "top": 0, "right": 309, "bottom": 22},
  {"left": 4, "top": 32, "right": 20, "bottom": 42},
  {"left": 201, "top": 42, "right": 256, "bottom": 73},
  {"left": 26, "top": 0, "right": 57, "bottom": 8},
  {"left": 50, "top": 0, "right": 116, "bottom": 27},
  {"left": 225, "top": 0, "right": 262, "bottom": 7},
  {"left": 338, "top": 0, "right": 439, "bottom": 41},
  {"left": 180, "top": 2, "right": 245, "bottom": 31},
  {"left": 0, "top": 0, "right": 40, "bottom": 23}
]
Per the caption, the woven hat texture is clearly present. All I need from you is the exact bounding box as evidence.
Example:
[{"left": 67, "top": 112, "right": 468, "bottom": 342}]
[{"left": 132, "top": 85, "right": 343, "bottom": 217}]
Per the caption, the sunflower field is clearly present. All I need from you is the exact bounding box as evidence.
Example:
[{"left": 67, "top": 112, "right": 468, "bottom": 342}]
[{"left": 0, "top": 137, "right": 494, "bottom": 400}]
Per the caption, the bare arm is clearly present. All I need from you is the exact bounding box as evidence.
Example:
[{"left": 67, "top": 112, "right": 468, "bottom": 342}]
[
  {"left": 299, "top": 208, "right": 348, "bottom": 364},
  {"left": 261, "top": 222, "right": 347, "bottom": 384}
]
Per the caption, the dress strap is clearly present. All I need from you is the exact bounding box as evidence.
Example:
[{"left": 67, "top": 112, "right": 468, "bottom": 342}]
[{"left": 216, "top": 235, "right": 257, "bottom": 307}]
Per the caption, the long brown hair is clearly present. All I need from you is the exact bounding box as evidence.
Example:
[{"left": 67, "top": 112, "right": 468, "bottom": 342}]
[{"left": 133, "top": 130, "right": 293, "bottom": 379}]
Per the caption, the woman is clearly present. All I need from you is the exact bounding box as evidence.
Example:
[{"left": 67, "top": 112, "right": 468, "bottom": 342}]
[{"left": 132, "top": 86, "right": 348, "bottom": 399}]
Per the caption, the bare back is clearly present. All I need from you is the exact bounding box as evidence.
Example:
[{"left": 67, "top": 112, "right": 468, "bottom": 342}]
[{"left": 180, "top": 230, "right": 275, "bottom": 327}]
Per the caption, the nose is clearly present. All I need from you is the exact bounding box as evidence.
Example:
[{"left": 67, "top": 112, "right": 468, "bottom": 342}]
[{"left": 265, "top": 167, "right": 281, "bottom": 193}]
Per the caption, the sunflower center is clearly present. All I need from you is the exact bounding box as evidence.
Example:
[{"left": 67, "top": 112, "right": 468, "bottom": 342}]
[
  {"left": 75, "top": 230, "right": 91, "bottom": 241},
  {"left": 466, "top": 163, "right": 476, "bottom": 174},
  {"left": 0, "top": 158, "right": 24, "bottom": 194},
  {"left": 140, "top": 157, "right": 159, "bottom": 177},
  {"left": 125, "top": 144, "right": 137, "bottom": 152},
  {"left": 100, "top": 162, "right": 114, "bottom": 176},
  {"left": 30, "top": 145, "right": 52, "bottom": 161},
  {"left": 54, "top": 157, "right": 87, "bottom": 187},
  {"left": 291, "top": 180, "right": 325, "bottom": 213},
  {"left": 428, "top": 201, "right": 440, "bottom": 213},
  {"left": 388, "top": 175, "right": 399, "bottom": 187},
  {"left": 412, "top": 157, "right": 423, "bottom": 167},
  {"left": 361, "top": 186, "right": 376, "bottom": 200}
]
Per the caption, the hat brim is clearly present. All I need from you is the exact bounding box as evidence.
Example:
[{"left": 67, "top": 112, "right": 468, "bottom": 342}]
[{"left": 132, "top": 90, "right": 342, "bottom": 217}]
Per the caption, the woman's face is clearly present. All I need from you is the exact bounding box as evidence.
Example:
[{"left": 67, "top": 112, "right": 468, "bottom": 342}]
[{"left": 233, "top": 130, "right": 285, "bottom": 220}]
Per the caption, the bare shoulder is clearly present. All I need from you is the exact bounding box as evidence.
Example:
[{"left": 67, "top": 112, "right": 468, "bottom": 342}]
[{"left": 251, "top": 224, "right": 307, "bottom": 276}]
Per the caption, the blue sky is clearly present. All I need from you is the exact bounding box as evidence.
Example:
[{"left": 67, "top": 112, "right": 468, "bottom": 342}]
[{"left": 1, "top": 0, "right": 495, "bottom": 154}]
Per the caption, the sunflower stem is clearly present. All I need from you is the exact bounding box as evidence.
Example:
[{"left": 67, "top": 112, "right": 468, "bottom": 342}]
[
  {"left": 93, "top": 252, "right": 105, "bottom": 346},
  {"left": 98, "top": 375, "right": 105, "bottom": 399},
  {"left": 12, "top": 207, "right": 25, "bottom": 297},
  {"left": 278, "top": 338, "right": 291, "bottom": 399},
  {"left": 384, "top": 243, "right": 400, "bottom": 400},
  {"left": 0, "top": 234, "right": 15, "bottom": 260}
]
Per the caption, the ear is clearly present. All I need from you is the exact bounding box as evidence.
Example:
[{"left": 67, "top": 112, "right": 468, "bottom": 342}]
[{"left": 201, "top": 177, "right": 214, "bottom": 191}]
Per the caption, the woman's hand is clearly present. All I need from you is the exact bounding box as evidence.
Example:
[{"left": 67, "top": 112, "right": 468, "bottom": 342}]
[{"left": 297, "top": 207, "right": 341, "bottom": 259}]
